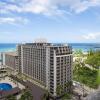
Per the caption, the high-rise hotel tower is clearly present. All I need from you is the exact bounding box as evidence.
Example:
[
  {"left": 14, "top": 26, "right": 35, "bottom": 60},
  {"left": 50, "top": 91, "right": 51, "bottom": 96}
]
[
  {"left": 17, "top": 41, "right": 73, "bottom": 96},
  {"left": 5, "top": 40, "right": 73, "bottom": 96}
]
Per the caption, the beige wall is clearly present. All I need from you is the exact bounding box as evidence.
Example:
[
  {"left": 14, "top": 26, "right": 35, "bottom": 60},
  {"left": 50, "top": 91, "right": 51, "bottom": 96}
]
[{"left": 5, "top": 54, "right": 18, "bottom": 71}]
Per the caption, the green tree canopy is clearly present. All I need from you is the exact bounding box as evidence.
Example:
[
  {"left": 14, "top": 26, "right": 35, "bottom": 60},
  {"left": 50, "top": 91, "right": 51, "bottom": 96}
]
[
  {"left": 6, "top": 95, "right": 16, "bottom": 100},
  {"left": 19, "top": 90, "right": 33, "bottom": 100},
  {"left": 86, "top": 50, "right": 100, "bottom": 69}
]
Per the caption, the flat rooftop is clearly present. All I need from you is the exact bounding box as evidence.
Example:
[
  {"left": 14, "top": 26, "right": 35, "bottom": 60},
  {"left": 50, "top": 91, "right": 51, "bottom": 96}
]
[
  {"left": 5, "top": 52, "right": 18, "bottom": 56},
  {"left": 21, "top": 43, "right": 71, "bottom": 48}
]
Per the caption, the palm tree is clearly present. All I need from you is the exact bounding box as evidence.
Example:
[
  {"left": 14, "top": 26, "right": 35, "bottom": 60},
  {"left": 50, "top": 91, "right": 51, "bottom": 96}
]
[
  {"left": 56, "top": 85, "right": 63, "bottom": 96},
  {"left": 19, "top": 90, "right": 33, "bottom": 100},
  {"left": 67, "top": 81, "right": 73, "bottom": 93},
  {"left": 62, "top": 93, "right": 72, "bottom": 100},
  {"left": 88, "top": 49, "right": 94, "bottom": 56},
  {"left": 81, "top": 80, "right": 86, "bottom": 97},
  {"left": 6, "top": 95, "right": 16, "bottom": 100},
  {"left": 41, "top": 91, "right": 49, "bottom": 100}
]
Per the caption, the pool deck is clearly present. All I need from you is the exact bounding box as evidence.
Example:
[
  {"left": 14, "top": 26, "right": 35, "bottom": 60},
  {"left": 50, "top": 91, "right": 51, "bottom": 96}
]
[
  {"left": 0, "top": 76, "right": 25, "bottom": 90},
  {"left": 0, "top": 76, "right": 25, "bottom": 99},
  {"left": 0, "top": 87, "right": 21, "bottom": 99}
]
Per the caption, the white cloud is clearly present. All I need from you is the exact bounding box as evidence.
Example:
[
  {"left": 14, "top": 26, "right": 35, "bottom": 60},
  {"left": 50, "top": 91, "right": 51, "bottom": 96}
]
[
  {"left": 0, "top": 0, "right": 100, "bottom": 16},
  {"left": 82, "top": 33, "right": 100, "bottom": 40},
  {"left": 72, "top": 0, "right": 100, "bottom": 13},
  {"left": 0, "top": 17, "right": 29, "bottom": 24}
]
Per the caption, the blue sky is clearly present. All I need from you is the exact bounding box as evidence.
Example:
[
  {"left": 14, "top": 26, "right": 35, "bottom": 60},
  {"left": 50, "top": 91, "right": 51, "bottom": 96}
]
[{"left": 0, "top": 0, "right": 100, "bottom": 43}]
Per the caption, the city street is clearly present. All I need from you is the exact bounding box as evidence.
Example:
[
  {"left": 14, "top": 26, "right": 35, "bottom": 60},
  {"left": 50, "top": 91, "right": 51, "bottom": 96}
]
[{"left": 73, "top": 81, "right": 97, "bottom": 100}]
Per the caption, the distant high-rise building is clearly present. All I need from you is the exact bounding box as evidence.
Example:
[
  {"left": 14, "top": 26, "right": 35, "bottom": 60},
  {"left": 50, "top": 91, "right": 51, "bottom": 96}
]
[
  {"left": 16, "top": 41, "right": 73, "bottom": 96},
  {"left": 5, "top": 52, "right": 18, "bottom": 71},
  {"left": 0, "top": 52, "right": 5, "bottom": 68}
]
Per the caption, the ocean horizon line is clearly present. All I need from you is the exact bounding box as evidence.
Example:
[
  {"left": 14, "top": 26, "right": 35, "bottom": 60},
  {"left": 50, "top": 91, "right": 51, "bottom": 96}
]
[{"left": 0, "top": 42, "right": 100, "bottom": 44}]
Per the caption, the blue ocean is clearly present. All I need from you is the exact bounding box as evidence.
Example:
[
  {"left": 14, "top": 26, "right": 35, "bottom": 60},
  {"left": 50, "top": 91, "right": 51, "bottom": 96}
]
[
  {"left": 0, "top": 43, "right": 100, "bottom": 52},
  {"left": 69, "top": 43, "right": 100, "bottom": 52},
  {"left": 0, "top": 43, "right": 16, "bottom": 52}
]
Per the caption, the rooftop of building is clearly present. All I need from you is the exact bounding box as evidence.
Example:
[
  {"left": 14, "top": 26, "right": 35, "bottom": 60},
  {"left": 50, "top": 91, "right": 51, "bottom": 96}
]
[
  {"left": 21, "top": 43, "right": 71, "bottom": 47},
  {"left": 5, "top": 52, "right": 18, "bottom": 56}
]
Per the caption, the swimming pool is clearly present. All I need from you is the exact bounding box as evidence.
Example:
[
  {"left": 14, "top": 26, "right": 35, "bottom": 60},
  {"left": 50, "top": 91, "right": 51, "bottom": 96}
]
[{"left": 0, "top": 83, "right": 12, "bottom": 91}]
